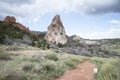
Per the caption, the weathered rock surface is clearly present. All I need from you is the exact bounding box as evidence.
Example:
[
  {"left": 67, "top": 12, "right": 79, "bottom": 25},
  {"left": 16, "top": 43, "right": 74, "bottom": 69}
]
[
  {"left": 14, "top": 23, "right": 30, "bottom": 32},
  {"left": 4, "top": 16, "right": 30, "bottom": 32},
  {"left": 65, "top": 35, "right": 85, "bottom": 48},
  {"left": 45, "top": 14, "right": 67, "bottom": 44},
  {"left": 4, "top": 16, "right": 16, "bottom": 23}
]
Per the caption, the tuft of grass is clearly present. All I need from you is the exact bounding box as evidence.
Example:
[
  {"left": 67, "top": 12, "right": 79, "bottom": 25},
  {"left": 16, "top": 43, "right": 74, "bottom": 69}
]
[
  {"left": 92, "top": 58, "right": 120, "bottom": 80},
  {"left": 0, "top": 69, "right": 27, "bottom": 80},
  {"left": 42, "top": 61, "right": 57, "bottom": 72},
  {"left": 0, "top": 48, "right": 11, "bottom": 60},
  {"left": 99, "top": 59, "right": 120, "bottom": 80},
  {"left": 64, "top": 59, "right": 76, "bottom": 69},
  {"left": 45, "top": 54, "right": 59, "bottom": 61},
  {"left": 20, "top": 62, "right": 33, "bottom": 72},
  {"left": 33, "top": 64, "right": 42, "bottom": 73},
  {"left": 64, "top": 55, "right": 84, "bottom": 69}
]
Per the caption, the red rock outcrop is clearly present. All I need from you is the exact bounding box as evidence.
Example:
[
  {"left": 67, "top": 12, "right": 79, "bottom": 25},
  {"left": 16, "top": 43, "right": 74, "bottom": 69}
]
[
  {"left": 14, "top": 23, "right": 30, "bottom": 32},
  {"left": 4, "top": 16, "right": 16, "bottom": 23},
  {"left": 4, "top": 16, "right": 30, "bottom": 32}
]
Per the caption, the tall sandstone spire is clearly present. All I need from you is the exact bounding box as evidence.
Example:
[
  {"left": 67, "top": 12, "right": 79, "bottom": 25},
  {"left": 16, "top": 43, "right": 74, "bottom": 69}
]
[{"left": 45, "top": 14, "right": 67, "bottom": 44}]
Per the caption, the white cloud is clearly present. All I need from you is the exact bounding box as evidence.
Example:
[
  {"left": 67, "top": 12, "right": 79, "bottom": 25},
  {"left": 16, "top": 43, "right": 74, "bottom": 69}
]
[
  {"left": 110, "top": 20, "right": 120, "bottom": 25},
  {"left": 0, "top": 0, "right": 120, "bottom": 23},
  {"left": 78, "top": 28, "right": 120, "bottom": 39},
  {"left": 0, "top": 0, "right": 70, "bottom": 22}
]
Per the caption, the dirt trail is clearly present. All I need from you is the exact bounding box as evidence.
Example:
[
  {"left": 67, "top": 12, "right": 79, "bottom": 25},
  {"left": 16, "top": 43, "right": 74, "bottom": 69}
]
[{"left": 54, "top": 61, "right": 96, "bottom": 80}]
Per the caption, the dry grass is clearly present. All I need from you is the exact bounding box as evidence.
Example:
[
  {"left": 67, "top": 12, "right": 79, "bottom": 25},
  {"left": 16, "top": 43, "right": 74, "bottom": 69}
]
[{"left": 0, "top": 44, "right": 119, "bottom": 80}]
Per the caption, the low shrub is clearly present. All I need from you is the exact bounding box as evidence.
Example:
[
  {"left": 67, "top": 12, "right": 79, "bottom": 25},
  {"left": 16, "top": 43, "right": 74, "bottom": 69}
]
[
  {"left": 0, "top": 48, "right": 10, "bottom": 60},
  {"left": 20, "top": 62, "right": 33, "bottom": 72},
  {"left": 34, "top": 41, "right": 50, "bottom": 50},
  {"left": 88, "top": 48, "right": 94, "bottom": 54},
  {"left": 42, "top": 61, "right": 57, "bottom": 72},
  {"left": 0, "top": 69, "right": 27, "bottom": 80},
  {"left": 33, "top": 64, "right": 42, "bottom": 73},
  {"left": 57, "top": 42, "right": 64, "bottom": 48},
  {"left": 64, "top": 55, "right": 85, "bottom": 69},
  {"left": 64, "top": 59, "right": 76, "bottom": 69},
  {"left": 45, "top": 54, "right": 59, "bottom": 61}
]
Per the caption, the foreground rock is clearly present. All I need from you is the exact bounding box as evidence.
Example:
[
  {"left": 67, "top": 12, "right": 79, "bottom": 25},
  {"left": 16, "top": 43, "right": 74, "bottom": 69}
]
[{"left": 45, "top": 14, "right": 67, "bottom": 44}]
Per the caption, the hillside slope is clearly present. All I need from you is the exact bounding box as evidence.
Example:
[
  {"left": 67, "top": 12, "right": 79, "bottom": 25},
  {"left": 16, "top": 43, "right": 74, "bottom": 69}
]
[{"left": 0, "top": 16, "right": 39, "bottom": 44}]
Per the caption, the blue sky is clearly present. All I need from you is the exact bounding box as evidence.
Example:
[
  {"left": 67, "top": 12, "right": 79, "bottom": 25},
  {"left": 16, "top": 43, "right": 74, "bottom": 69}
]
[{"left": 0, "top": 0, "right": 120, "bottom": 39}]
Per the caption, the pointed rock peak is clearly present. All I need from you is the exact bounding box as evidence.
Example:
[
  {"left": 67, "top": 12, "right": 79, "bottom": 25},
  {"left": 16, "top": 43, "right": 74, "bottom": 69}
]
[
  {"left": 45, "top": 14, "right": 67, "bottom": 44},
  {"left": 52, "top": 14, "right": 60, "bottom": 22},
  {"left": 52, "top": 14, "right": 63, "bottom": 27}
]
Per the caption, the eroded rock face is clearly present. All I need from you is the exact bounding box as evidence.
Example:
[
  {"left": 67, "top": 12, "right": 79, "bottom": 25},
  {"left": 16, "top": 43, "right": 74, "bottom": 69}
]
[
  {"left": 4, "top": 16, "right": 30, "bottom": 32},
  {"left": 14, "top": 23, "right": 30, "bottom": 32},
  {"left": 4, "top": 16, "right": 16, "bottom": 23},
  {"left": 45, "top": 14, "right": 67, "bottom": 44}
]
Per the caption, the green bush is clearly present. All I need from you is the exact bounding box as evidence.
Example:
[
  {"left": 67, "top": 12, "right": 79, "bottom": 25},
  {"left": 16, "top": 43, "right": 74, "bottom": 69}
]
[
  {"left": 20, "top": 62, "right": 33, "bottom": 72},
  {"left": 64, "top": 59, "right": 76, "bottom": 69},
  {"left": 45, "top": 54, "right": 59, "bottom": 61},
  {"left": 33, "top": 64, "right": 42, "bottom": 73},
  {"left": 57, "top": 42, "right": 64, "bottom": 48},
  {"left": 35, "top": 41, "right": 50, "bottom": 50},
  {"left": 0, "top": 70, "right": 27, "bottom": 80},
  {"left": 42, "top": 61, "right": 57, "bottom": 72},
  {"left": 64, "top": 55, "right": 84, "bottom": 69},
  {"left": 88, "top": 48, "right": 94, "bottom": 54},
  {"left": 0, "top": 22, "right": 24, "bottom": 41}
]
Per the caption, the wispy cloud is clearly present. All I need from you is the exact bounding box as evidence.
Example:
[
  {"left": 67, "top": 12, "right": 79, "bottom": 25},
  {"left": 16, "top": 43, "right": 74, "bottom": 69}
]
[{"left": 78, "top": 28, "right": 120, "bottom": 39}]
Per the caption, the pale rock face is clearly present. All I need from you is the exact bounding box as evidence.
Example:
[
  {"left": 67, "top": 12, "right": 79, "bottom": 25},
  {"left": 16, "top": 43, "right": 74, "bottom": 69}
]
[{"left": 45, "top": 14, "right": 67, "bottom": 44}]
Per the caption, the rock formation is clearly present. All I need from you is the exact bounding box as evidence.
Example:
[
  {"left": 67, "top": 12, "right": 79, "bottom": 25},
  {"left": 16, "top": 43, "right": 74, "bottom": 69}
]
[
  {"left": 45, "top": 14, "right": 67, "bottom": 44},
  {"left": 14, "top": 23, "right": 30, "bottom": 32},
  {"left": 4, "top": 16, "right": 30, "bottom": 32},
  {"left": 4, "top": 16, "right": 16, "bottom": 23}
]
